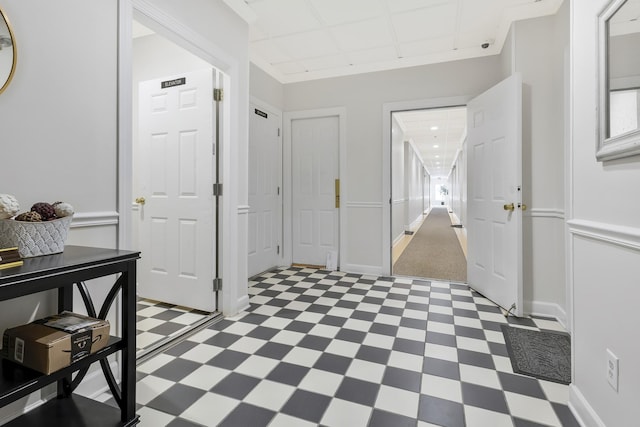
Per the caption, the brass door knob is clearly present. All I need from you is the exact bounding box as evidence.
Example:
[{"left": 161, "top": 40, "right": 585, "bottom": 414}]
[
  {"left": 135, "top": 197, "right": 146, "bottom": 205},
  {"left": 503, "top": 203, "right": 515, "bottom": 211}
]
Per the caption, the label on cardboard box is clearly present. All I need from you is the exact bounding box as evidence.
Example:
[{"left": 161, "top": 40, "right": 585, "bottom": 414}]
[{"left": 1, "top": 312, "right": 110, "bottom": 374}]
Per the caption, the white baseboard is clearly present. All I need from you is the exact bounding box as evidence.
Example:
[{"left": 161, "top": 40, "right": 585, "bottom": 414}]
[
  {"left": 236, "top": 295, "right": 250, "bottom": 313},
  {"left": 341, "top": 263, "right": 383, "bottom": 276},
  {"left": 75, "top": 360, "right": 121, "bottom": 398},
  {"left": 528, "top": 301, "right": 568, "bottom": 329},
  {"left": 569, "top": 384, "right": 604, "bottom": 427}
]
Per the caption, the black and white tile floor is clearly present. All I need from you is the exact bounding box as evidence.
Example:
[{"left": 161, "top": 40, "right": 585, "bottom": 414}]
[
  {"left": 100, "top": 268, "right": 579, "bottom": 426},
  {"left": 136, "top": 298, "right": 213, "bottom": 354}
]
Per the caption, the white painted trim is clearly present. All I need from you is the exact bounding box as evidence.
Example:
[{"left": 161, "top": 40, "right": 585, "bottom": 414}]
[
  {"left": 346, "top": 201, "right": 384, "bottom": 209},
  {"left": 221, "top": 0, "right": 257, "bottom": 24},
  {"left": 528, "top": 301, "right": 568, "bottom": 330},
  {"left": 569, "top": 384, "right": 605, "bottom": 427},
  {"left": 120, "top": 0, "right": 242, "bottom": 318},
  {"left": 236, "top": 294, "right": 250, "bottom": 313},
  {"left": 0, "top": 396, "right": 49, "bottom": 425},
  {"left": 382, "top": 96, "right": 471, "bottom": 275},
  {"left": 237, "top": 205, "right": 250, "bottom": 215},
  {"left": 70, "top": 211, "right": 120, "bottom": 228},
  {"left": 118, "top": 0, "right": 133, "bottom": 251},
  {"left": 341, "top": 263, "right": 383, "bottom": 276},
  {"left": 528, "top": 208, "right": 565, "bottom": 219},
  {"left": 75, "top": 360, "right": 121, "bottom": 398},
  {"left": 568, "top": 219, "right": 640, "bottom": 251},
  {"left": 407, "top": 213, "right": 423, "bottom": 233},
  {"left": 283, "top": 107, "right": 347, "bottom": 269}
]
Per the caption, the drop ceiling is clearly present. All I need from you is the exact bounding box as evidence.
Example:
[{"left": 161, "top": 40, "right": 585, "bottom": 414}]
[
  {"left": 246, "top": 0, "right": 564, "bottom": 83},
  {"left": 395, "top": 107, "right": 466, "bottom": 179}
]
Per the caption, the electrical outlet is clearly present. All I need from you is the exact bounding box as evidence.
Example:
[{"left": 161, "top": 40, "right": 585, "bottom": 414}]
[{"left": 606, "top": 349, "right": 619, "bottom": 392}]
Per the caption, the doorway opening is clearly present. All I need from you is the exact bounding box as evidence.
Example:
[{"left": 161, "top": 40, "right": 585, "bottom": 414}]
[
  {"left": 390, "top": 107, "right": 468, "bottom": 283},
  {"left": 131, "top": 19, "right": 222, "bottom": 358}
]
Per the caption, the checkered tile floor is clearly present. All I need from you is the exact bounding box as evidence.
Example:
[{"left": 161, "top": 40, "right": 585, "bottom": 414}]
[
  {"left": 136, "top": 298, "right": 213, "bottom": 354},
  {"left": 100, "top": 268, "right": 579, "bottom": 426}
]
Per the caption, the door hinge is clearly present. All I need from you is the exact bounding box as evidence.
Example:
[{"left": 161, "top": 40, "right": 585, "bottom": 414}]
[
  {"left": 214, "top": 88, "right": 224, "bottom": 102},
  {"left": 277, "top": 245, "right": 280, "bottom": 255},
  {"left": 213, "top": 278, "right": 222, "bottom": 292},
  {"left": 213, "top": 183, "right": 223, "bottom": 196},
  {"left": 277, "top": 128, "right": 281, "bottom": 137},
  {"left": 277, "top": 186, "right": 280, "bottom": 195}
]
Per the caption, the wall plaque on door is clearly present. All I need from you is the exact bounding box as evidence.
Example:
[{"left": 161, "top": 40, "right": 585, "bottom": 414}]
[
  {"left": 161, "top": 77, "right": 186, "bottom": 89},
  {"left": 254, "top": 108, "right": 268, "bottom": 118}
]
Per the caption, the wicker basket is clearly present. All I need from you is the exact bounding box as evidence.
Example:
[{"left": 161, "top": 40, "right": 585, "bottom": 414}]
[{"left": 0, "top": 216, "right": 73, "bottom": 258}]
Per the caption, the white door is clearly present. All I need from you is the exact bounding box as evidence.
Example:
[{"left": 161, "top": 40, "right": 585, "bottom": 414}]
[
  {"left": 137, "top": 69, "right": 217, "bottom": 312},
  {"left": 248, "top": 104, "right": 282, "bottom": 277},
  {"left": 466, "top": 73, "right": 523, "bottom": 316},
  {"left": 291, "top": 116, "right": 340, "bottom": 267}
]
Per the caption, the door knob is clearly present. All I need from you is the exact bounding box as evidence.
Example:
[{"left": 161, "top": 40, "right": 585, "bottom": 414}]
[
  {"left": 503, "top": 203, "right": 515, "bottom": 212},
  {"left": 135, "top": 197, "right": 146, "bottom": 205}
]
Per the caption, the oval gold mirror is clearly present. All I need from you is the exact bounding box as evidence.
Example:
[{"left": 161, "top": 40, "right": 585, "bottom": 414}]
[{"left": 0, "top": 7, "right": 16, "bottom": 95}]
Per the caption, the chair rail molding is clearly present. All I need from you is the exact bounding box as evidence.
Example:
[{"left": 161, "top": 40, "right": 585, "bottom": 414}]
[
  {"left": 528, "top": 208, "right": 565, "bottom": 219},
  {"left": 70, "top": 211, "right": 120, "bottom": 228},
  {"left": 568, "top": 218, "right": 640, "bottom": 251}
]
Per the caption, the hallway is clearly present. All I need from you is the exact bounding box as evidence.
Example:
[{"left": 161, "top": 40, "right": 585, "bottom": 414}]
[
  {"left": 394, "top": 207, "right": 467, "bottom": 282},
  {"left": 98, "top": 267, "right": 578, "bottom": 426}
]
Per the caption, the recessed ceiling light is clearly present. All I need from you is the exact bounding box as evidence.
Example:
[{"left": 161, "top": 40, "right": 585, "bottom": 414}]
[
  {"left": 431, "top": 126, "right": 438, "bottom": 130},
  {"left": 435, "top": 155, "right": 440, "bottom": 158},
  {"left": 433, "top": 145, "right": 439, "bottom": 148}
]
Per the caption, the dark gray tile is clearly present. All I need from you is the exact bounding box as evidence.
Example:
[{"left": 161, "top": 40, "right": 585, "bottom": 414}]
[
  {"left": 382, "top": 366, "right": 422, "bottom": 392},
  {"left": 454, "top": 325, "right": 486, "bottom": 340},
  {"left": 298, "top": 334, "right": 331, "bottom": 351},
  {"left": 369, "top": 323, "right": 399, "bottom": 337},
  {"left": 151, "top": 358, "right": 201, "bottom": 382},
  {"left": 461, "top": 382, "right": 509, "bottom": 413},
  {"left": 418, "top": 394, "right": 465, "bottom": 426},
  {"left": 488, "top": 342, "right": 510, "bottom": 357},
  {"left": 335, "top": 377, "right": 380, "bottom": 406},
  {"left": 295, "top": 294, "right": 318, "bottom": 303},
  {"left": 428, "top": 312, "right": 455, "bottom": 324},
  {"left": 335, "top": 328, "right": 367, "bottom": 343},
  {"left": 218, "top": 403, "right": 275, "bottom": 427},
  {"left": 238, "top": 313, "right": 270, "bottom": 325},
  {"left": 206, "top": 350, "right": 251, "bottom": 370},
  {"left": 266, "top": 362, "right": 309, "bottom": 386},
  {"left": 151, "top": 310, "right": 183, "bottom": 321},
  {"left": 355, "top": 345, "right": 391, "bottom": 364},
  {"left": 266, "top": 298, "right": 291, "bottom": 307},
  {"left": 507, "top": 316, "right": 538, "bottom": 327},
  {"left": 147, "top": 384, "right": 207, "bottom": 416},
  {"left": 351, "top": 310, "right": 377, "bottom": 321},
  {"left": 405, "top": 302, "right": 429, "bottom": 312},
  {"left": 481, "top": 320, "right": 506, "bottom": 332},
  {"left": 305, "top": 304, "right": 332, "bottom": 314},
  {"left": 363, "top": 296, "right": 385, "bottom": 305},
  {"left": 476, "top": 304, "right": 502, "bottom": 314},
  {"left": 275, "top": 308, "right": 303, "bottom": 318},
  {"left": 423, "top": 357, "right": 460, "bottom": 380},
  {"left": 458, "top": 349, "right": 496, "bottom": 369},
  {"left": 284, "top": 320, "right": 315, "bottom": 333},
  {"left": 211, "top": 372, "right": 260, "bottom": 399},
  {"left": 246, "top": 326, "right": 280, "bottom": 340},
  {"left": 313, "top": 353, "right": 352, "bottom": 375},
  {"left": 164, "top": 340, "right": 199, "bottom": 357},
  {"left": 453, "top": 308, "right": 480, "bottom": 318},
  {"left": 319, "top": 315, "right": 348, "bottom": 327},
  {"left": 387, "top": 293, "right": 408, "bottom": 301},
  {"left": 323, "top": 291, "right": 344, "bottom": 299},
  {"left": 552, "top": 402, "right": 582, "bottom": 427},
  {"left": 148, "top": 322, "right": 187, "bottom": 337},
  {"left": 203, "top": 332, "right": 242, "bottom": 348},
  {"left": 281, "top": 389, "right": 331, "bottom": 423},
  {"left": 400, "top": 318, "right": 428, "bottom": 330},
  {"left": 255, "top": 342, "right": 293, "bottom": 360},
  {"left": 498, "top": 372, "right": 546, "bottom": 399},
  {"left": 379, "top": 306, "right": 404, "bottom": 316},
  {"left": 166, "top": 417, "right": 204, "bottom": 427},
  {"left": 513, "top": 418, "right": 551, "bottom": 427},
  {"left": 336, "top": 299, "right": 359, "bottom": 309},
  {"left": 393, "top": 338, "right": 424, "bottom": 355},
  {"left": 426, "top": 331, "right": 457, "bottom": 347},
  {"left": 369, "top": 409, "right": 417, "bottom": 427}
]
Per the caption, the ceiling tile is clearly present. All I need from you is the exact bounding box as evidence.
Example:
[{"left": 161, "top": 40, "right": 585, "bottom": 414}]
[
  {"left": 250, "top": 40, "right": 293, "bottom": 64},
  {"left": 309, "top": 0, "right": 386, "bottom": 26},
  {"left": 330, "top": 18, "right": 394, "bottom": 51},
  {"left": 274, "top": 30, "right": 340, "bottom": 59},
  {"left": 458, "top": 0, "right": 502, "bottom": 34},
  {"left": 273, "top": 61, "right": 308, "bottom": 75},
  {"left": 399, "top": 36, "right": 455, "bottom": 58},
  {"left": 348, "top": 46, "right": 398, "bottom": 64},
  {"left": 301, "top": 54, "right": 352, "bottom": 72},
  {"left": 392, "top": 3, "right": 458, "bottom": 43},
  {"left": 386, "top": 0, "right": 451, "bottom": 14},
  {"left": 249, "top": 0, "right": 322, "bottom": 37}
]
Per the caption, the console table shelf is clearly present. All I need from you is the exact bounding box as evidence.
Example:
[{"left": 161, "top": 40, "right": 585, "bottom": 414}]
[{"left": 0, "top": 246, "right": 140, "bottom": 426}]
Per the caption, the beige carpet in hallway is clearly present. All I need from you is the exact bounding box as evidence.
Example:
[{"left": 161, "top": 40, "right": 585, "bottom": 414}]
[{"left": 393, "top": 206, "right": 467, "bottom": 282}]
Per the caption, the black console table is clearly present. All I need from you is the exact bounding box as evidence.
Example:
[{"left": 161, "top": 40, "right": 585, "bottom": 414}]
[{"left": 0, "top": 245, "right": 140, "bottom": 426}]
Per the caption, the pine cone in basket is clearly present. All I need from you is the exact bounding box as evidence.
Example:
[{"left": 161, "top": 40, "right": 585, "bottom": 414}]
[
  {"left": 52, "top": 201, "right": 74, "bottom": 218},
  {"left": 31, "top": 202, "right": 57, "bottom": 221},
  {"left": 15, "top": 211, "right": 42, "bottom": 222}
]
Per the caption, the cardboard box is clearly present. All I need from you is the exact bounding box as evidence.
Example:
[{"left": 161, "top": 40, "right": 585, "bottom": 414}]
[{"left": 1, "top": 312, "right": 110, "bottom": 374}]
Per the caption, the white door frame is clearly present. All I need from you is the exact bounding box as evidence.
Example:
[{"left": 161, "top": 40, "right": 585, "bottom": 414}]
[
  {"left": 283, "top": 107, "right": 347, "bottom": 268},
  {"left": 249, "top": 96, "right": 285, "bottom": 272},
  {"left": 382, "top": 96, "right": 470, "bottom": 275},
  {"left": 117, "top": 0, "right": 239, "bottom": 314}
]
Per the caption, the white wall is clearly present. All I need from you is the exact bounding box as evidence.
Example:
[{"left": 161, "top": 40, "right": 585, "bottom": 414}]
[
  {"left": 449, "top": 142, "right": 467, "bottom": 226},
  {"left": 405, "top": 142, "right": 424, "bottom": 231},
  {"left": 284, "top": 56, "right": 503, "bottom": 272},
  {"left": 250, "top": 62, "right": 284, "bottom": 111},
  {"left": 391, "top": 116, "right": 406, "bottom": 244},
  {"left": 512, "top": 6, "right": 568, "bottom": 321},
  {"left": 569, "top": 1, "right": 640, "bottom": 426},
  {"left": 0, "top": 0, "right": 120, "bottom": 419}
]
